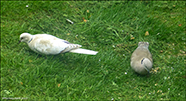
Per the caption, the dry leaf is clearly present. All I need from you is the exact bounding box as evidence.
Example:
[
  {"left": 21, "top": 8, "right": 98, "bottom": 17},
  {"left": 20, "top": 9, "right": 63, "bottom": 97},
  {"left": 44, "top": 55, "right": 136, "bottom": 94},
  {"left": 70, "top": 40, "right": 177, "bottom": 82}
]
[
  {"left": 84, "top": 19, "right": 87, "bottom": 23},
  {"left": 157, "top": 90, "right": 162, "bottom": 93},
  {"left": 139, "top": 95, "right": 142, "bottom": 98},
  {"left": 131, "top": 37, "right": 135, "bottom": 40},
  {"left": 82, "top": 17, "right": 87, "bottom": 23},
  {"left": 178, "top": 24, "right": 182, "bottom": 27},
  {"left": 145, "top": 31, "right": 149, "bottom": 36},
  {"left": 29, "top": 60, "right": 32, "bottom": 63},
  {"left": 130, "top": 35, "right": 135, "bottom": 40},
  {"left": 58, "top": 83, "right": 61, "bottom": 87},
  {"left": 88, "top": 15, "right": 91, "bottom": 18},
  {"left": 20, "top": 82, "right": 23, "bottom": 85}
]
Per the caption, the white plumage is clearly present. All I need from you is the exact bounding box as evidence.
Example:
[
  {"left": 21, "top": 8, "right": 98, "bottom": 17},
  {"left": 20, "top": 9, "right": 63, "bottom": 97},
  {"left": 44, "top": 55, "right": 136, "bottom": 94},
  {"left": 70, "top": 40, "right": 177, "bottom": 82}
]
[
  {"left": 130, "top": 42, "right": 153, "bottom": 75},
  {"left": 19, "top": 33, "right": 98, "bottom": 55}
]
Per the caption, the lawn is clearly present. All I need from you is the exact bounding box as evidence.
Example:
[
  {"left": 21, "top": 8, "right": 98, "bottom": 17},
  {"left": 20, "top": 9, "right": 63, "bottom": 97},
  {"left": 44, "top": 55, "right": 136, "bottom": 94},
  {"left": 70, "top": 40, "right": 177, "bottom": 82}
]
[{"left": 1, "top": 1, "right": 185, "bottom": 100}]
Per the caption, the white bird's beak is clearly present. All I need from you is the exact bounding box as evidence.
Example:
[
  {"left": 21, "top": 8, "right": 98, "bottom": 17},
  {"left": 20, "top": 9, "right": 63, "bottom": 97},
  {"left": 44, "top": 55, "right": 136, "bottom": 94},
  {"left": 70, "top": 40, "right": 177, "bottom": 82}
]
[{"left": 19, "top": 40, "right": 21, "bottom": 44}]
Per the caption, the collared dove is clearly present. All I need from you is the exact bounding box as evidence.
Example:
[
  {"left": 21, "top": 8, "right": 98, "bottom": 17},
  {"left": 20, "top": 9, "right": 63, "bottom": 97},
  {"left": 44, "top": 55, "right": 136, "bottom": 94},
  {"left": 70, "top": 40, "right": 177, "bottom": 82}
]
[
  {"left": 130, "top": 42, "right": 153, "bottom": 75},
  {"left": 19, "top": 33, "right": 98, "bottom": 55}
]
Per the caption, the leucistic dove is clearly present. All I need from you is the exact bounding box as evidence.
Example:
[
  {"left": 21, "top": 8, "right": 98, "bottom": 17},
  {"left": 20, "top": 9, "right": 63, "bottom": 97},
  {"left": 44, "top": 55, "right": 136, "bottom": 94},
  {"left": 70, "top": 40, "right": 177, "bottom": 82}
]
[
  {"left": 130, "top": 42, "right": 153, "bottom": 75},
  {"left": 19, "top": 33, "right": 98, "bottom": 55}
]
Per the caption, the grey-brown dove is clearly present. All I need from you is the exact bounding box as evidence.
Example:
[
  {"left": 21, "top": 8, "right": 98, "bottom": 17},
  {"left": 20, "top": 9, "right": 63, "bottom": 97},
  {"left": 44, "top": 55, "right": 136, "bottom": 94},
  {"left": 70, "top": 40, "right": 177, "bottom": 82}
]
[{"left": 130, "top": 42, "right": 153, "bottom": 75}]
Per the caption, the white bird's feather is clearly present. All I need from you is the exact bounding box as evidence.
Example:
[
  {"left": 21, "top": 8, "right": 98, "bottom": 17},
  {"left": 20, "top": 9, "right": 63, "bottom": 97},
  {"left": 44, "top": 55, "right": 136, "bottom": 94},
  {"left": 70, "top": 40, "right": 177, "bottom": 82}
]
[{"left": 69, "top": 48, "right": 98, "bottom": 55}]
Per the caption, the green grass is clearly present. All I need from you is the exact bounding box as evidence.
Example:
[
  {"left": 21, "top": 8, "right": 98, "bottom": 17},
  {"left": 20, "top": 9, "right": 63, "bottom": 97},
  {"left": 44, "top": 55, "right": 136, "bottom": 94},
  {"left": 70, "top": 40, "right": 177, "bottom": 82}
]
[{"left": 1, "top": 1, "right": 185, "bottom": 100}]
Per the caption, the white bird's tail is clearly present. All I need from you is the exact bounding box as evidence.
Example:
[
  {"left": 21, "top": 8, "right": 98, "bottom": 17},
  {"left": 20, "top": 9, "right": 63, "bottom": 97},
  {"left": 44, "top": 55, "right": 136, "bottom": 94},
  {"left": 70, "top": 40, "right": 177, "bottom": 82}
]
[{"left": 69, "top": 48, "right": 98, "bottom": 55}]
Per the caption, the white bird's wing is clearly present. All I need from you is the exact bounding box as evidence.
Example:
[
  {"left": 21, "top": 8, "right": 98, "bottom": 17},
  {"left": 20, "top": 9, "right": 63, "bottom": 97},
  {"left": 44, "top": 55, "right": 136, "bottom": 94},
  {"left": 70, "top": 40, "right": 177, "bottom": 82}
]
[{"left": 28, "top": 34, "right": 69, "bottom": 55}]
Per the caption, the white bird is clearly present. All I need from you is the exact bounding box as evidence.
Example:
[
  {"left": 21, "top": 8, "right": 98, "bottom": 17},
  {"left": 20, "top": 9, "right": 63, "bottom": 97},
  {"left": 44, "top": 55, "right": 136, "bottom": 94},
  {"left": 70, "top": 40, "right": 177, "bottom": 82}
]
[
  {"left": 130, "top": 42, "right": 153, "bottom": 75},
  {"left": 19, "top": 33, "right": 98, "bottom": 55}
]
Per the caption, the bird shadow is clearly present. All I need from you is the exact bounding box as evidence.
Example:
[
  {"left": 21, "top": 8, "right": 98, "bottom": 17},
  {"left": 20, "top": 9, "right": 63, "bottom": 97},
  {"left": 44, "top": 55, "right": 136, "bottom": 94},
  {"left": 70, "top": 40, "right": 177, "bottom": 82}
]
[{"left": 133, "top": 71, "right": 152, "bottom": 78}]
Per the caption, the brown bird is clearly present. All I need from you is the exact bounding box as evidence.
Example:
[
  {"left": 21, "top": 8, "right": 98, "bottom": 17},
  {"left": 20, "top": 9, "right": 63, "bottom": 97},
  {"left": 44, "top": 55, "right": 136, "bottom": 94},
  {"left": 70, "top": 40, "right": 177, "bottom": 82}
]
[{"left": 130, "top": 42, "right": 153, "bottom": 75}]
